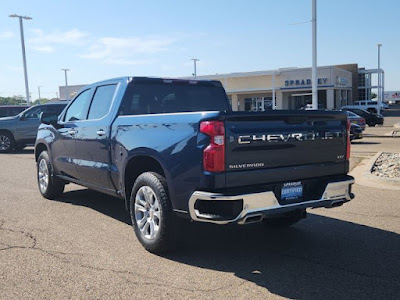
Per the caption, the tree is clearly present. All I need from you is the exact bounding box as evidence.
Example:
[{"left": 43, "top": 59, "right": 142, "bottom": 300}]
[
  {"left": 371, "top": 92, "right": 377, "bottom": 100},
  {"left": 0, "top": 95, "right": 27, "bottom": 105}
]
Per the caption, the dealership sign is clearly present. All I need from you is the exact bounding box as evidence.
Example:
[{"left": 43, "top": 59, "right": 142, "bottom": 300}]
[
  {"left": 285, "top": 78, "right": 328, "bottom": 86},
  {"left": 384, "top": 91, "right": 400, "bottom": 101}
]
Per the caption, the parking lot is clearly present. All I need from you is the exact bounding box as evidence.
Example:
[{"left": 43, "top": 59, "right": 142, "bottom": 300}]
[{"left": 1, "top": 109, "right": 400, "bottom": 299}]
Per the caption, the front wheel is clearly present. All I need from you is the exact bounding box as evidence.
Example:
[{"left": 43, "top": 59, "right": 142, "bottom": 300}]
[
  {"left": 0, "top": 132, "right": 15, "bottom": 153},
  {"left": 37, "top": 151, "right": 65, "bottom": 199},
  {"left": 130, "top": 172, "right": 177, "bottom": 253}
]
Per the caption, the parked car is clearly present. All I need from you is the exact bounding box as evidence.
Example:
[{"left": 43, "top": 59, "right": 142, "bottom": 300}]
[
  {"left": 342, "top": 100, "right": 380, "bottom": 113},
  {"left": 342, "top": 108, "right": 384, "bottom": 126},
  {"left": 0, "top": 101, "right": 68, "bottom": 152},
  {"left": 350, "top": 123, "right": 363, "bottom": 140},
  {"left": 346, "top": 111, "right": 366, "bottom": 130},
  {"left": 35, "top": 76, "right": 354, "bottom": 253},
  {"left": 0, "top": 105, "right": 30, "bottom": 118}
]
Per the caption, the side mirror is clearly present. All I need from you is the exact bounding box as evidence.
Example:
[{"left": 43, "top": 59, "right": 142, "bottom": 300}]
[{"left": 40, "top": 112, "right": 60, "bottom": 127}]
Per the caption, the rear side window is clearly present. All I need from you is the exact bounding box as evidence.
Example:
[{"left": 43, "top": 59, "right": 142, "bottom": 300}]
[
  {"left": 88, "top": 84, "right": 117, "bottom": 120},
  {"left": 64, "top": 89, "right": 92, "bottom": 122},
  {"left": 119, "top": 83, "right": 229, "bottom": 115},
  {"left": 0, "top": 108, "right": 7, "bottom": 117}
]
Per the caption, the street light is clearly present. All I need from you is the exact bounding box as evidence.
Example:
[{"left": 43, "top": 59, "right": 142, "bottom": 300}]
[
  {"left": 61, "top": 69, "right": 70, "bottom": 100},
  {"left": 377, "top": 43, "right": 382, "bottom": 115},
  {"left": 191, "top": 58, "right": 199, "bottom": 78},
  {"left": 9, "top": 14, "right": 32, "bottom": 104},
  {"left": 311, "top": 0, "right": 318, "bottom": 109},
  {"left": 38, "top": 86, "right": 42, "bottom": 102}
]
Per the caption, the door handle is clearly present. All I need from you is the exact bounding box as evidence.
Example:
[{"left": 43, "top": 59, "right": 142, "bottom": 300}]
[
  {"left": 68, "top": 129, "right": 77, "bottom": 136},
  {"left": 96, "top": 130, "right": 106, "bottom": 136}
]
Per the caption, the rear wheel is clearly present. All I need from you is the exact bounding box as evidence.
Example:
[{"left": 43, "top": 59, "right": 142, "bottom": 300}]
[
  {"left": 263, "top": 209, "right": 306, "bottom": 227},
  {"left": 130, "top": 172, "right": 178, "bottom": 253},
  {"left": 37, "top": 151, "right": 65, "bottom": 199},
  {"left": 0, "top": 132, "right": 15, "bottom": 153},
  {"left": 368, "top": 120, "right": 377, "bottom": 127}
]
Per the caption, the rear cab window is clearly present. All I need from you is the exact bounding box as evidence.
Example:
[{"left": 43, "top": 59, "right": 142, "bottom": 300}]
[{"left": 119, "top": 80, "right": 230, "bottom": 116}]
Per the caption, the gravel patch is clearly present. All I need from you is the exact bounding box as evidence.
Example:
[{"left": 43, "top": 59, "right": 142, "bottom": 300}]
[{"left": 371, "top": 152, "right": 400, "bottom": 178}]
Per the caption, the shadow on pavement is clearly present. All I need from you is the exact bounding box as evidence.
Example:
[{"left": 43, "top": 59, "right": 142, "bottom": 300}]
[
  {"left": 58, "top": 188, "right": 400, "bottom": 300},
  {"left": 351, "top": 141, "right": 380, "bottom": 145},
  {"left": 57, "top": 189, "right": 131, "bottom": 225}
]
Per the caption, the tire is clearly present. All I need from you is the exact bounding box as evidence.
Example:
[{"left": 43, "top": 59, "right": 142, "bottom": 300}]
[
  {"left": 0, "top": 132, "right": 15, "bottom": 153},
  {"left": 37, "top": 151, "right": 65, "bottom": 199},
  {"left": 130, "top": 172, "right": 177, "bottom": 253},
  {"left": 263, "top": 209, "right": 306, "bottom": 228},
  {"left": 368, "top": 120, "right": 376, "bottom": 127}
]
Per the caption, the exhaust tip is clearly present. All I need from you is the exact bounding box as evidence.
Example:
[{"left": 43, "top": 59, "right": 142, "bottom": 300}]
[
  {"left": 330, "top": 200, "right": 344, "bottom": 208},
  {"left": 243, "top": 214, "right": 263, "bottom": 224}
]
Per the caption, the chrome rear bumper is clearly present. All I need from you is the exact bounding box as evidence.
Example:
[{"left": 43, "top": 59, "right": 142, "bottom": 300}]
[{"left": 188, "top": 178, "right": 355, "bottom": 225}]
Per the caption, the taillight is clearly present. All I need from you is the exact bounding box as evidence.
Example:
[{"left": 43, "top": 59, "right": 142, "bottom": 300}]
[
  {"left": 346, "top": 119, "right": 351, "bottom": 160},
  {"left": 360, "top": 118, "right": 365, "bottom": 124},
  {"left": 200, "top": 121, "right": 225, "bottom": 172}
]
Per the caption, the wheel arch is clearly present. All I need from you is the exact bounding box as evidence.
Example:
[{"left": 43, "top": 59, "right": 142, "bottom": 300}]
[
  {"left": 123, "top": 155, "right": 169, "bottom": 211},
  {"left": 35, "top": 142, "right": 48, "bottom": 162}
]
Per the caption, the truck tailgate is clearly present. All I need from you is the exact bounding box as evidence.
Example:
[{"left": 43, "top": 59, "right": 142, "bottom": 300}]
[{"left": 224, "top": 111, "right": 348, "bottom": 187}]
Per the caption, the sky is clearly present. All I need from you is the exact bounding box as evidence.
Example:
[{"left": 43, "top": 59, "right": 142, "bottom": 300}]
[{"left": 0, "top": 0, "right": 399, "bottom": 100}]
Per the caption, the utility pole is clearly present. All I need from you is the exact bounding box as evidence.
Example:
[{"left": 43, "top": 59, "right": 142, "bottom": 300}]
[
  {"left": 311, "top": 0, "right": 318, "bottom": 109},
  {"left": 377, "top": 43, "right": 382, "bottom": 115},
  {"left": 38, "top": 86, "right": 42, "bottom": 102},
  {"left": 61, "top": 69, "right": 70, "bottom": 100},
  {"left": 191, "top": 58, "right": 199, "bottom": 78},
  {"left": 9, "top": 14, "right": 32, "bottom": 104}
]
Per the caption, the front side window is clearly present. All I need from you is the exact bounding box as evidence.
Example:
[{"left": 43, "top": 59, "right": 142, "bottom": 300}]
[
  {"left": 23, "top": 106, "right": 43, "bottom": 119},
  {"left": 64, "top": 89, "right": 92, "bottom": 122},
  {"left": 87, "top": 84, "right": 117, "bottom": 120}
]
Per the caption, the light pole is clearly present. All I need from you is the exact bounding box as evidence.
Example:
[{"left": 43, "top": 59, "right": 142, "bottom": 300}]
[
  {"left": 9, "top": 14, "right": 32, "bottom": 104},
  {"left": 38, "top": 86, "right": 42, "bottom": 102},
  {"left": 61, "top": 69, "right": 70, "bottom": 100},
  {"left": 377, "top": 43, "right": 382, "bottom": 114},
  {"left": 191, "top": 58, "right": 199, "bottom": 78},
  {"left": 311, "top": 0, "right": 318, "bottom": 109}
]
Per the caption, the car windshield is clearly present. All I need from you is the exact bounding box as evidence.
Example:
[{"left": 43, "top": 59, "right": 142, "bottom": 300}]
[{"left": 347, "top": 111, "right": 360, "bottom": 118}]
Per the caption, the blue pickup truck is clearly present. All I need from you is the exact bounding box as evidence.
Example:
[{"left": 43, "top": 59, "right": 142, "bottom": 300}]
[{"left": 35, "top": 77, "right": 354, "bottom": 253}]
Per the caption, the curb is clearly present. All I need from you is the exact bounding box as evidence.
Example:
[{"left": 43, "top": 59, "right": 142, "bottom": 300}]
[{"left": 350, "top": 152, "right": 400, "bottom": 190}]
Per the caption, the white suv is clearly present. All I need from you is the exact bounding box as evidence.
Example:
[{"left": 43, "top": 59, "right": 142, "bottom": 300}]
[{"left": 342, "top": 100, "right": 379, "bottom": 113}]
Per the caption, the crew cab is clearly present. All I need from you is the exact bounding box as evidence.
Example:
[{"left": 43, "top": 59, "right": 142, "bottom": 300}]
[
  {"left": 0, "top": 101, "right": 68, "bottom": 152},
  {"left": 35, "top": 77, "right": 354, "bottom": 253}
]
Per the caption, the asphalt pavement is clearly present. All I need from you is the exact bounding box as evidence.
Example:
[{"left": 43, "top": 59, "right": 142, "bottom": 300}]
[{"left": 0, "top": 148, "right": 399, "bottom": 300}]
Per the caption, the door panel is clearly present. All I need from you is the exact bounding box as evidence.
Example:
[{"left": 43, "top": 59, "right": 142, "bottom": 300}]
[{"left": 74, "top": 84, "right": 117, "bottom": 190}]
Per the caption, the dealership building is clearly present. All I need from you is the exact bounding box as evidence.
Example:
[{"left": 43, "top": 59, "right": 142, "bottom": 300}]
[{"left": 60, "top": 63, "right": 384, "bottom": 111}]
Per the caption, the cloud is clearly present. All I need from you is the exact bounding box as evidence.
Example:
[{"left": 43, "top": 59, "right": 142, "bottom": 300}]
[
  {"left": 28, "top": 28, "right": 89, "bottom": 52},
  {"left": 80, "top": 36, "right": 176, "bottom": 64},
  {"left": 0, "top": 31, "right": 15, "bottom": 39},
  {"left": 31, "top": 45, "right": 54, "bottom": 53}
]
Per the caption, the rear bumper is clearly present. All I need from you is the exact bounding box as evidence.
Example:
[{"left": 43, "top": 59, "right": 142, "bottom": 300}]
[{"left": 188, "top": 178, "right": 355, "bottom": 225}]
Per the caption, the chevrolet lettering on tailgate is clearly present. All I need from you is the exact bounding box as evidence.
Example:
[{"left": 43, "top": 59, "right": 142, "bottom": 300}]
[{"left": 238, "top": 131, "right": 343, "bottom": 144}]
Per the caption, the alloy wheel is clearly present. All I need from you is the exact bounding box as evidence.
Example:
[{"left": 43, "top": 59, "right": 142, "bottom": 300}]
[
  {"left": 134, "top": 186, "right": 161, "bottom": 240},
  {"left": 38, "top": 159, "right": 49, "bottom": 193},
  {"left": 0, "top": 135, "right": 11, "bottom": 151}
]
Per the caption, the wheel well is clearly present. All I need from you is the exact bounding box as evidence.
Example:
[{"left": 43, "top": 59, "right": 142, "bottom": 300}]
[
  {"left": 124, "top": 156, "right": 166, "bottom": 210},
  {"left": 35, "top": 143, "right": 48, "bottom": 161},
  {"left": 0, "top": 129, "right": 14, "bottom": 139}
]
